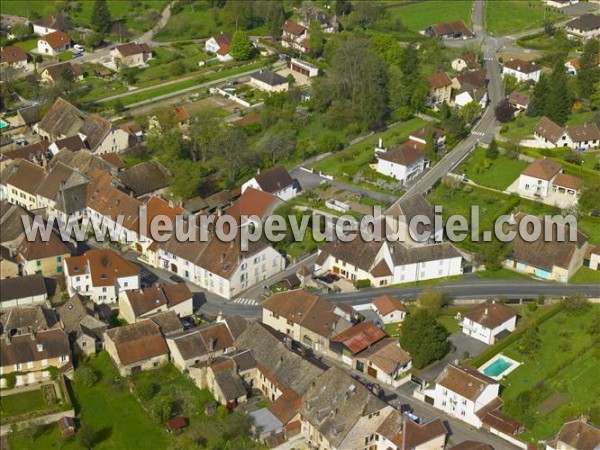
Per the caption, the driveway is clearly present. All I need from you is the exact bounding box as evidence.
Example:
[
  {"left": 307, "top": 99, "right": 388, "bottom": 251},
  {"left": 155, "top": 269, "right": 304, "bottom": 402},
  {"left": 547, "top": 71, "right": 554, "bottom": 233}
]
[{"left": 419, "top": 332, "right": 489, "bottom": 381}]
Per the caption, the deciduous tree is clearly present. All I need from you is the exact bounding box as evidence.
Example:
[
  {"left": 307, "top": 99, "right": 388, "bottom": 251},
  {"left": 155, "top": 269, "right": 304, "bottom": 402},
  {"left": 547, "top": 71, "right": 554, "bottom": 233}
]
[
  {"left": 399, "top": 308, "right": 449, "bottom": 369},
  {"left": 229, "top": 31, "right": 253, "bottom": 61}
]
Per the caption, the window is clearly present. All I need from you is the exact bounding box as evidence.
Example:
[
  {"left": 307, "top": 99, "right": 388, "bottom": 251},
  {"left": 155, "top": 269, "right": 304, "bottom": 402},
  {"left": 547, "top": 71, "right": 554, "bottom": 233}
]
[
  {"left": 461, "top": 411, "right": 466, "bottom": 416},
  {"left": 462, "top": 399, "right": 467, "bottom": 405},
  {"left": 60, "top": 355, "right": 68, "bottom": 362},
  {"left": 57, "top": 256, "right": 62, "bottom": 262},
  {"left": 57, "top": 266, "right": 62, "bottom": 273},
  {"left": 102, "top": 287, "right": 107, "bottom": 293},
  {"left": 36, "top": 261, "right": 41, "bottom": 267}
]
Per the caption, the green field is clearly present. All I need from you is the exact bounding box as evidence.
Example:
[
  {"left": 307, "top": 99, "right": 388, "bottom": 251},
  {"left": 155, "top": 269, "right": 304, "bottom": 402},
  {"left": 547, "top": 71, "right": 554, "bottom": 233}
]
[
  {"left": 0, "top": 389, "right": 46, "bottom": 418},
  {"left": 388, "top": 0, "right": 474, "bottom": 32},
  {"left": 499, "top": 307, "right": 600, "bottom": 441},
  {"left": 1, "top": 1, "right": 168, "bottom": 34},
  {"left": 458, "top": 147, "right": 528, "bottom": 190},
  {"left": 486, "top": 0, "right": 563, "bottom": 35}
]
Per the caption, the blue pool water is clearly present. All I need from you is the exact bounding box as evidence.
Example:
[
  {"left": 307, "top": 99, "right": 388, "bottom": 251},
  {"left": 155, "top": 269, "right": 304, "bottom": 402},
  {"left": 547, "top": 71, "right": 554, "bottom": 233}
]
[
  {"left": 0, "top": 120, "right": 8, "bottom": 129},
  {"left": 483, "top": 357, "right": 513, "bottom": 377}
]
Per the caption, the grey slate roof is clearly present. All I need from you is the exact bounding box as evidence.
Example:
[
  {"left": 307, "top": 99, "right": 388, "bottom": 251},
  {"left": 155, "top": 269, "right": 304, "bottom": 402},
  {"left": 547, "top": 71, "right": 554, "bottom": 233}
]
[
  {"left": 0, "top": 275, "right": 48, "bottom": 303},
  {"left": 234, "top": 322, "right": 324, "bottom": 396},
  {"left": 250, "top": 69, "right": 288, "bottom": 87},
  {"left": 117, "top": 161, "right": 171, "bottom": 196}
]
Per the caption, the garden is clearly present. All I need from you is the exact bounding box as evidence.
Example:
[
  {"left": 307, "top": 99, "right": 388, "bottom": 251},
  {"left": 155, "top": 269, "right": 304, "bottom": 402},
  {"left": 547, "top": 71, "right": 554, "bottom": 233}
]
[
  {"left": 457, "top": 146, "right": 528, "bottom": 191},
  {"left": 497, "top": 303, "right": 600, "bottom": 442},
  {"left": 7, "top": 352, "right": 264, "bottom": 449}
]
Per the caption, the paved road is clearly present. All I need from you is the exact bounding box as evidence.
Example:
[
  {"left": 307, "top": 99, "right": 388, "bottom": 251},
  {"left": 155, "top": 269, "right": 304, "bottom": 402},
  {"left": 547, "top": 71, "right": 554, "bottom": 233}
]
[
  {"left": 400, "top": 0, "right": 503, "bottom": 202},
  {"left": 323, "top": 279, "right": 599, "bottom": 304}
]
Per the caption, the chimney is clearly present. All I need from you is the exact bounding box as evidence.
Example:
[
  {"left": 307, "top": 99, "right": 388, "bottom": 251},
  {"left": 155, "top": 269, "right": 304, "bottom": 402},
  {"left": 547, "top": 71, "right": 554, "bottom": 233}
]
[
  {"left": 37, "top": 343, "right": 44, "bottom": 352},
  {"left": 4, "top": 335, "right": 10, "bottom": 345},
  {"left": 484, "top": 307, "right": 488, "bottom": 315},
  {"left": 30, "top": 331, "right": 36, "bottom": 341},
  {"left": 216, "top": 310, "right": 223, "bottom": 323}
]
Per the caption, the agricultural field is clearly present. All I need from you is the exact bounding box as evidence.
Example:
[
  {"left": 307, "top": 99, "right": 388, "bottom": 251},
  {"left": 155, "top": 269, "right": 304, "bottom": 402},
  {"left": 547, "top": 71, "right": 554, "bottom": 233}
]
[
  {"left": 499, "top": 306, "right": 600, "bottom": 442},
  {"left": 485, "top": 0, "right": 563, "bottom": 35},
  {"left": 388, "top": 0, "right": 474, "bottom": 32}
]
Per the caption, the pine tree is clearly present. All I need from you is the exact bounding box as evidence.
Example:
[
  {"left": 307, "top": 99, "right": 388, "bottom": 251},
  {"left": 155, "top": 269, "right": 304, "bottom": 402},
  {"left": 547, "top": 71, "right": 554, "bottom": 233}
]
[
  {"left": 526, "top": 73, "right": 549, "bottom": 117},
  {"left": 229, "top": 31, "right": 253, "bottom": 61},
  {"left": 544, "top": 61, "right": 571, "bottom": 125},
  {"left": 577, "top": 39, "right": 600, "bottom": 99},
  {"left": 91, "top": 0, "right": 112, "bottom": 35}
]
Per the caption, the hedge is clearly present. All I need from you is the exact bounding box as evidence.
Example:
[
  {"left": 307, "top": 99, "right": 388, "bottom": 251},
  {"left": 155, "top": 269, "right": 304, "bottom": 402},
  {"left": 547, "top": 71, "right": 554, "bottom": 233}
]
[{"left": 466, "top": 302, "right": 565, "bottom": 368}]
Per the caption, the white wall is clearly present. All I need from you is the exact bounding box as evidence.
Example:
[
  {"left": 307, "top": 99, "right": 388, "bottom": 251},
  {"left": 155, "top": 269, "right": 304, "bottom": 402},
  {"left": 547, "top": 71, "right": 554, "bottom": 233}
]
[
  {"left": 503, "top": 67, "right": 540, "bottom": 83},
  {"left": 518, "top": 174, "right": 552, "bottom": 198}
]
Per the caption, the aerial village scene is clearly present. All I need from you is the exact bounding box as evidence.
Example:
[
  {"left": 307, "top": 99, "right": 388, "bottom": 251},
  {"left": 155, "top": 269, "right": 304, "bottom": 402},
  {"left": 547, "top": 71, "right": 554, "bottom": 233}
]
[{"left": 0, "top": 0, "right": 599, "bottom": 449}]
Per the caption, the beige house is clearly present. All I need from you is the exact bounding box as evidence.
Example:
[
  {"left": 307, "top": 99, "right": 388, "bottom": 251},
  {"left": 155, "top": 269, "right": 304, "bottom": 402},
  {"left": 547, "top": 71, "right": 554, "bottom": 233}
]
[
  {"left": 40, "top": 62, "right": 84, "bottom": 84},
  {"left": 261, "top": 289, "right": 353, "bottom": 355},
  {"left": 504, "top": 212, "right": 588, "bottom": 282},
  {"left": 376, "top": 411, "right": 447, "bottom": 450},
  {"left": 118, "top": 283, "right": 193, "bottom": 323},
  {"left": 0, "top": 46, "right": 28, "bottom": 70},
  {"left": 249, "top": 69, "right": 289, "bottom": 93},
  {"left": 111, "top": 42, "right": 153, "bottom": 68},
  {"left": 2, "top": 159, "right": 45, "bottom": 211},
  {"left": 104, "top": 320, "right": 169, "bottom": 376},
  {"left": 0, "top": 329, "right": 70, "bottom": 387},
  {"left": 16, "top": 231, "right": 71, "bottom": 276},
  {"left": 428, "top": 72, "right": 452, "bottom": 106},
  {"left": 372, "top": 295, "right": 408, "bottom": 324},
  {"left": 57, "top": 294, "right": 107, "bottom": 356},
  {"left": 36, "top": 98, "right": 130, "bottom": 154},
  {"left": 546, "top": 418, "right": 600, "bottom": 450},
  {"left": 0, "top": 274, "right": 48, "bottom": 310},
  {"left": 300, "top": 366, "right": 394, "bottom": 450},
  {"left": 1, "top": 246, "right": 20, "bottom": 279},
  {"left": 166, "top": 316, "right": 246, "bottom": 371}
]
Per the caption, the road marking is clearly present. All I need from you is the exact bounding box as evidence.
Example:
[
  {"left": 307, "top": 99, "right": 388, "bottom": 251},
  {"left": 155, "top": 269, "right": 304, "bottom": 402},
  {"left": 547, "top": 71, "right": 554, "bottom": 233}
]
[{"left": 232, "top": 298, "right": 258, "bottom": 306}]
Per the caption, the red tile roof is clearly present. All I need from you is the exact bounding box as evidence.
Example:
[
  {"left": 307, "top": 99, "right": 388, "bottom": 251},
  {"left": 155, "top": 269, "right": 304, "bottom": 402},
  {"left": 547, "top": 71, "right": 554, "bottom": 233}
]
[
  {"left": 552, "top": 173, "right": 582, "bottom": 191},
  {"left": 428, "top": 72, "right": 452, "bottom": 89},
  {"left": 41, "top": 31, "right": 71, "bottom": 49},
  {"left": 331, "top": 322, "right": 386, "bottom": 354},
  {"left": 0, "top": 46, "right": 27, "bottom": 64},
  {"left": 373, "top": 295, "right": 407, "bottom": 316},
  {"left": 65, "top": 249, "right": 140, "bottom": 287}
]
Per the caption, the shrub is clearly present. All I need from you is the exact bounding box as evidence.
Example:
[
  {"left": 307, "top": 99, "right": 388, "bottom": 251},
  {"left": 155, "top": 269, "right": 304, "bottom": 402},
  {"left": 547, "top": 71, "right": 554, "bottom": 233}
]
[
  {"left": 528, "top": 302, "right": 538, "bottom": 312},
  {"left": 135, "top": 378, "right": 159, "bottom": 401},
  {"left": 355, "top": 279, "right": 371, "bottom": 289},
  {"left": 75, "top": 366, "right": 98, "bottom": 388}
]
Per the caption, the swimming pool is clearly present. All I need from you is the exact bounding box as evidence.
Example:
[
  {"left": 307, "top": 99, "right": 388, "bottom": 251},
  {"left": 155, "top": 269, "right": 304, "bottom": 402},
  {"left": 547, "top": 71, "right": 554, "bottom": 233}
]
[
  {"left": 483, "top": 357, "right": 512, "bottom": 377},
  {"left": 478, "top": 354, "right": 521, "bottom": 380},
  {"left": 0, "top": 120, "right": 8, "bottom": 129}
]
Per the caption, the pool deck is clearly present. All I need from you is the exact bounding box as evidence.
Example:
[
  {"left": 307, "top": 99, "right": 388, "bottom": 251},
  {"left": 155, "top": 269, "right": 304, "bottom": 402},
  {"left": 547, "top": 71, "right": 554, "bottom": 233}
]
[{"left": 478, "top": 353, "right": 521, "bottom": 381}]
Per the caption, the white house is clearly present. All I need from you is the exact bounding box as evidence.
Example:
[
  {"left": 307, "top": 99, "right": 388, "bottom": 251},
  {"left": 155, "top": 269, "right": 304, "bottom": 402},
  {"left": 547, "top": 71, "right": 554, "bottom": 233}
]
[
  {"left": 33, "top": 13, "right": 71, "bottom": 36},
  {"left": 517, "top": 157, "right": 582, "bottom": 202},
  {"left": 205, "top": 33, "right": 233, "bottom": 62},
  {"left": 375, "top": 138, "right": 426, "bottom": 184},
  {"left": 502, "top": 58, "right": 541, "bottom": 83},
  {"left": 422, "top": 364, "right": 500, "bottom": 428},
  {"left": 281, "top": 20, "right": 309, "bottom": 54},
  {"left": 460, "top": 300, "right": 517, "bottom": 345},
  {"left": 455, "top": 88, "right": 488, "bottom": 110},
  {"left": 518, "top": 157, "right": 563, "bottom": 198},
  {"left": 529, "top": 117, "right": 600, "bottom": 150},
  {"left": 37, "top": 31, "right": 71, "bottom": 56},
  {"left": 64, "top": 249, "right": 140, "bottom": 304},
  {"left": 241, "top": 165, "right": 298, "bottom": 201},
  {"left": 372, "top": 295, "right": 408, "bottom": 325},
  {"left": 589, "top": 246, "right": 600, "bottom": 271},
  {"left": 565, "top": 13, "right": 600, "bottom": 41}
]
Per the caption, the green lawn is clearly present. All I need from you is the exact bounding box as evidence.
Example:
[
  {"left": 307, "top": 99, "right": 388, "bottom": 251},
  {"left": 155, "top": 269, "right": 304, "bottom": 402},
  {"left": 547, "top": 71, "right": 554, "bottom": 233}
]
[
  {"left": 388, "top": 0, "right": 474, "bottom": 32},
  {"left": 0, "top": 389, "right": 46, "bottom": 418},
  {"left": 570, "top": 266, "right": 600, "bottom": 283},
  {"left": 437, "top": 314, "right": 461, "bottom": 333},
  {"left": 500, "top": 114, "right": 540, "bottom": 141},
  {"left": 458, "top": 147, "right": 528, "bottom": 190},
  {"left": 310, "top": 117, "right": 427, "bottom": 178},
  {"left": 476, "top": 269, "right": 532, "bottom": 280},
  {"left": 485, "top": 0, "right": 563, "bottom": 36},
  {"left": 154, "top": 3, "right": 225, "bottom": 42},
  {"left": 499, "top": 307, "right": 600, "bottom": 442}
]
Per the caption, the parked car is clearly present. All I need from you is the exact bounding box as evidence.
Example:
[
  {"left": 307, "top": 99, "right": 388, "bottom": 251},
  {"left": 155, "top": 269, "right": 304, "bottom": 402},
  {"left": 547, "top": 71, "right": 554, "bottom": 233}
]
[
  {"left": 318, "top": 274, "right": 335, "bottom": 284},
  {"left": 73, "top": 44, "right": 84, "bottom": 52},
  {"left": 170, "top": 274, "right": 186, "bottom": 284}
]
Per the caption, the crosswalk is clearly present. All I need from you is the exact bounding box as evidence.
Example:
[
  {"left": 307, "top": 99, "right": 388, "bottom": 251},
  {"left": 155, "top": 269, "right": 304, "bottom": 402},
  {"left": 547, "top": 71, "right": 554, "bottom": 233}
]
[
  {"left": 232, "top": 297, "right": 259, "bottom": 306},
  {"left": 471, "top": 131, "right": 486, "bottom": 137}
]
